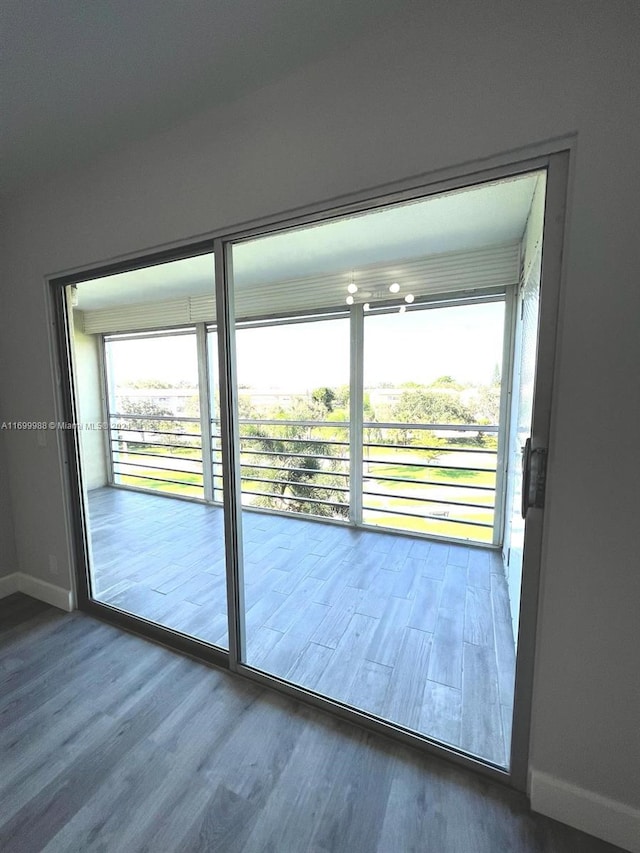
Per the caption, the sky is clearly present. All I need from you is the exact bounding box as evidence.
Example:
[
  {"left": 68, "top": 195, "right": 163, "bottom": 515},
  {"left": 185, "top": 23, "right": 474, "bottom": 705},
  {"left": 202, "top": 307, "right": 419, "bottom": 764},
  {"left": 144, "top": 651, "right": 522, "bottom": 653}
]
[
  {"left": 106, "top": 301, "right": 505, "bottom": 391},
  {"left": 363, "top": 302, "right": 504, "bottom": 387}
]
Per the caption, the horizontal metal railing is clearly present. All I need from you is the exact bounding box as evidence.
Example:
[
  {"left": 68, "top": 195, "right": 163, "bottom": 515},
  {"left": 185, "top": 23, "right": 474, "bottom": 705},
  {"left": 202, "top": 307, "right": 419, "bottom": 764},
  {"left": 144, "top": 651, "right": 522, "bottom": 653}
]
[
  {"left": 109, "top": 413, "right": 204, "bottom": 496},
  {"left": 362, "top": 422, "right": 497, "bottom": 532},
  {"left": 211, "top": 418, "right": 350, "bottom": 517},
  {"left": 108, "top": 412, "right": 498, "bottom": 538}
]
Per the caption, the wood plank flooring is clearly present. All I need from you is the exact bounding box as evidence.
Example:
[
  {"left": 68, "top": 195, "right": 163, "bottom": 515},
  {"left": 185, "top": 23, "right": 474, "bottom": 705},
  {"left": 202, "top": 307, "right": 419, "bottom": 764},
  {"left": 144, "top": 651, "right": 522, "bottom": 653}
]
[
  {"left": 0, "top": 594, "right": 624, "bottom": 853},
  {"left": 87, "top": 487, "right": 514, "bottom": 766}
]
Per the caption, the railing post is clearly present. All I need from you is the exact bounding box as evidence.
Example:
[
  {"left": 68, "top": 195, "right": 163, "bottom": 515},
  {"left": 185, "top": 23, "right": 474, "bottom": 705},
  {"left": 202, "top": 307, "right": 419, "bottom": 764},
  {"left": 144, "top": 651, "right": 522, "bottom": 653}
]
[
  {"left": 99, "top": 335, "right": 115, "bottom": 486},
  {"left": 196, "top": 323, "right": 215, "bottom": 503},
  {"left": 350, "top": 304, "right": 364, "bottom": 525},
  {"left": 493, "top": 284, "right": 518, "bottom": 546}
]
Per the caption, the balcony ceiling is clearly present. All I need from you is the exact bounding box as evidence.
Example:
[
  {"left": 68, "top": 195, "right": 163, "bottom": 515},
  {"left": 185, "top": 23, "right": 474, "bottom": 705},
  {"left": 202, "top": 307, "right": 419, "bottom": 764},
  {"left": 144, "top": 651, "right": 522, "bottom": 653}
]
[
  {"left": 75, "top": 172, "right": 541, "bottom": 311},
  {"left": 1, "top": 0, "right": 422, "bottom": 196}
]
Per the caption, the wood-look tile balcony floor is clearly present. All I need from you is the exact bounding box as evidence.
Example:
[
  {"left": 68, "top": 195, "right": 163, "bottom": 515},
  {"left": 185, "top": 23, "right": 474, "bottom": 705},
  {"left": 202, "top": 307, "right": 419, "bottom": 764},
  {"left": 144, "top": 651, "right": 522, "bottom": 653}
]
[{"left": 87, "top": 486, "right": 516, "bottom": 767}]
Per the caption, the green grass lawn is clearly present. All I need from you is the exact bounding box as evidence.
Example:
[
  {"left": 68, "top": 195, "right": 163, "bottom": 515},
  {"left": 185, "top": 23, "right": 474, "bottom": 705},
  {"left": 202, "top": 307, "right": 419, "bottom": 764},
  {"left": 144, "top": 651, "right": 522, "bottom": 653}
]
[
  {"left": 363, "top": 445, "right": 496, "bottom": 541},
  {"left": 366, "top": 460, "right": 495, "bottom": 486},
  {"left": 115, "top": 472, "right": 203, "bottom": 498},
  {"left": 114, "top": 446, "right": 204, "bottom": 498}
]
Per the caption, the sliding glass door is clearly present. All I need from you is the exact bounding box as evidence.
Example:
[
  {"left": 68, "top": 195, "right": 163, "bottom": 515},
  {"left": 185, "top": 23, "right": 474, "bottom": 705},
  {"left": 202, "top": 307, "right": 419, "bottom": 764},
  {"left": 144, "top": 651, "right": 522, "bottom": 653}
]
[
  {"left": 60, "top": 160, "right": 563, "bottom": 784},
  {"left": 68, "top": 252, "right": 230, "bottom": 647},
  {"left": 224, "top": 179, "right": 525, "bottom": 768}
]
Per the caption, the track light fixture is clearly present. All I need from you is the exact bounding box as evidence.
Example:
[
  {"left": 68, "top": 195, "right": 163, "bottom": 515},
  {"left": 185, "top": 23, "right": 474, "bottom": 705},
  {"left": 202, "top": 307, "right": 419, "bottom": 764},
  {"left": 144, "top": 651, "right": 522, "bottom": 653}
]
[{"left": 345, "top": 274, "right": 414, "bottom": 313}]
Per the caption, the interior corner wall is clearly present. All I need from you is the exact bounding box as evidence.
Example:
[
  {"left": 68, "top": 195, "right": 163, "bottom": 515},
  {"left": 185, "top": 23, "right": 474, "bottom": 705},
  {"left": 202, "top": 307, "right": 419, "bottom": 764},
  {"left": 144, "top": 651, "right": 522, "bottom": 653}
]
[
  {"left": 71, "top": 315, "right": 109, "bottom": 490},
  {"left": 0, "top": 2, "right": 638, "bottom": 849}
]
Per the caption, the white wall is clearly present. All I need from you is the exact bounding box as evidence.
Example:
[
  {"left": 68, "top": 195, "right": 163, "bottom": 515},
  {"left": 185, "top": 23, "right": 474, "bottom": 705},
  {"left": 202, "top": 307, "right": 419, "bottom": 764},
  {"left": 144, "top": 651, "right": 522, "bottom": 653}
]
[
  {"left": 0, "top": 431, "right": 18, "bottom": 579},
  {"left": 0, "top": 2, "right": 638, "bottom": 848},
  {"left": 70, "top": 316, "right": 109, "bottom": 491}
]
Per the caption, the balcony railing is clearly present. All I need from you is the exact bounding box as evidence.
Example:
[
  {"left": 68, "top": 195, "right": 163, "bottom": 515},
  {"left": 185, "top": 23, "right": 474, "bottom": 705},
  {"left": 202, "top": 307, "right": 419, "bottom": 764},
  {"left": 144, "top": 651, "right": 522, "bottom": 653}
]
[
  {"left": 212, "top": 419, "right": 350, "bottom": 517},
  {"left": 110, "top": 414, "right": 204, "bottom": 498},
  {"left": 109, "top": 414, "right": 498, "bottom": 541},
  {"left": 362, "top": 422, "right": 497, "bottom": 542}
]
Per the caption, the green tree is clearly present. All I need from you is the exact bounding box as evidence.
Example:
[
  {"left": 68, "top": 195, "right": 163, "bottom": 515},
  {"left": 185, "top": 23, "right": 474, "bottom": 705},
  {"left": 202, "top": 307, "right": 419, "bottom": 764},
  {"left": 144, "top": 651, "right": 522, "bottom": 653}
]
[
  {"left": 237, "top": 395, "right": 259, "bottom": 419},
  {"left": 334, "top": 384, "right": 350, "bottom": 408},
  {"left": 311, "top": 386, "right": 336, "bottom": 413},
  {"left": 119, "top": 398, "right": 174, "bottom": 433},
  {"left": 183, "top": 394, "right": 201, "bottom": 418},
  {"left": 241, "top": 425, "right": 348, "bottom": 518},
  {"left": 430, "top": 375, "right": 464, "bottom": 390},
  {"left": 118, "top": 398, "right": 198, "bottom": 449},
  {"left": 392, "top": 388, "right": 474, "bottom": 426},
  {"left": 473, "top": 384, "right": 501, "bottom": 425},
  {"left": 374, "top": 387, "right": 475, "bottom": 451},
  {"left": 240, "top": 397, "right": 348, "bottom": 518},
  {"left": 470, "top": 372, "right": 501, "bottom": 445}
]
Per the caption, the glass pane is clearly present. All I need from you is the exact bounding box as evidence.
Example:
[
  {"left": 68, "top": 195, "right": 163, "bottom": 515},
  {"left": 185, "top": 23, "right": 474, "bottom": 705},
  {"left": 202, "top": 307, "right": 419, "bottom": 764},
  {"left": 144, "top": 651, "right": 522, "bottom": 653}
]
[
  {"left": 106, "top": 332, "right": 203, "bottom": 499},
  {"left": 228, "top": 171, "right": 542, "bottom": 770},
  {"left": 363, "top": 301, "right": 505, "bottom": 544},
  {"left": 69, "top": 253, "right": 229, "bottom": 648},
  {"left": 235, "top": 319, "right": 350, "bottom": 521}
]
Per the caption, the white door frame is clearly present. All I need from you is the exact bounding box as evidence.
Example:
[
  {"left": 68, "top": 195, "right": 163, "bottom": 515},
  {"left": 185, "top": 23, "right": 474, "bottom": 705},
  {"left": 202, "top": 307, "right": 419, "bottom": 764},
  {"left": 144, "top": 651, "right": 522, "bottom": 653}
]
[
  {"left": 49, "top": 140, "right": 572, "bottom": 792},
  {"left": 214, "top": 147, "right": 571, "bottom": 791}
]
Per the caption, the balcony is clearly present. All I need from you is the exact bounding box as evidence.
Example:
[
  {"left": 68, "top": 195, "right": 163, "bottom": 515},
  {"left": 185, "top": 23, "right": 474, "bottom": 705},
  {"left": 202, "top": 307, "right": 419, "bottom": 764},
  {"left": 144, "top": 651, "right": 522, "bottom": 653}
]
[
  {"left": 110, "top": 415, "right": 499, "bottom": 544},
  {"left": 88, "top": 414, "right": 513, "bottom": 768},
  {"left": 67, "top": 176, "right": 545, "bottom": 777}
]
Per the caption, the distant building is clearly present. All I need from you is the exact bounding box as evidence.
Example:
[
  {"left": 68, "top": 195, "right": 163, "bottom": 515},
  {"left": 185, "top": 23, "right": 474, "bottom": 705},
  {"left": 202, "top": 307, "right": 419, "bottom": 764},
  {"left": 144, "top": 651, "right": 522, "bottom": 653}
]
[{"left": 116, "top": 387, "right": 198, "bottom": 417}]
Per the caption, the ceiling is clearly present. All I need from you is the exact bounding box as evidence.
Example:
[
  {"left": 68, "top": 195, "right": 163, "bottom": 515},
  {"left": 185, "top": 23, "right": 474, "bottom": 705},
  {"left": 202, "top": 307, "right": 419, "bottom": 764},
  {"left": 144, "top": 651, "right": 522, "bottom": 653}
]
[
  {"left": 1, "top": 0, "right": 422, "bottom": 195},
  {"left": 75, "top": 172, "right": 541, "bottom": 311}
]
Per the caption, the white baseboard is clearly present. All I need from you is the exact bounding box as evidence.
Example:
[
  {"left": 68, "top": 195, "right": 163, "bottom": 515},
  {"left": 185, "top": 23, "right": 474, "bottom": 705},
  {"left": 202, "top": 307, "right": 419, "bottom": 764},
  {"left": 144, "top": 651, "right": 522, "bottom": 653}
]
[
  {"left": 0, "top": 571, "right": 75, "bottom": 612},
  {"left": 0, "top": 572, "right": 20, "bottom": 599},
  {"left": 530, "top": 769, "right": 640, "bottom": 853}
]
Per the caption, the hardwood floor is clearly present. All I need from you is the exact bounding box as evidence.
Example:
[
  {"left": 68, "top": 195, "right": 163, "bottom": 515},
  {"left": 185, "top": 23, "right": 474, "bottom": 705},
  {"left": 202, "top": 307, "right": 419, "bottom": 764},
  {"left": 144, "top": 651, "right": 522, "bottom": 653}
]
[
  {"left": 88, "top": 486, "right": 514, "bottom": 766},
  {"left": 0, "top": 594, "right": 624, "bottom": 853}
]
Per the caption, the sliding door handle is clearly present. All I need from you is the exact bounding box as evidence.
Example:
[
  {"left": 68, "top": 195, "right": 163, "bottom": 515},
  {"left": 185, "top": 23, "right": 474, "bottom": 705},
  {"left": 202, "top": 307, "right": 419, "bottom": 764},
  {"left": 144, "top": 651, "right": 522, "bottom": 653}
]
[{"left": 521, "top": 438, "right": 547, "bottom": 518}]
